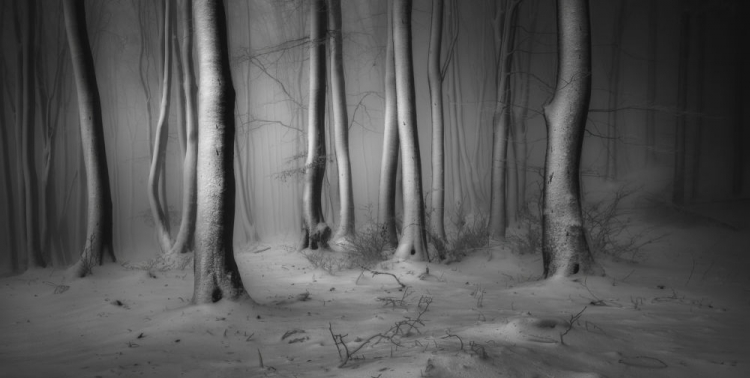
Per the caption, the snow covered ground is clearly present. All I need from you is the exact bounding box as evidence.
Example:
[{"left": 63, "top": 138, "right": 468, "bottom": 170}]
[{"left": 1, "top": 202, "right": 748, "bottom": 377}]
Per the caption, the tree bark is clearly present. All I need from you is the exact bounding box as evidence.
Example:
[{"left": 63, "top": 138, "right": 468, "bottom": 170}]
[
  {"left": 300, "top": 0, "right": 331, "bottom": 251},
  {"left": 541, "top": 0, "right": 598, "bottom": 278},
  {"left": 428, "top": 0, "right": 446, "bottom": 242},
  {"left": 393, "top": 0, "right": 428, "bottom": 261},
  {"left": 63, "top": 0, "right": 115, "bottom": 277},
  {"left": 170, "top": 0, "right": 199, "bottom": 256},
  {"left": 377, "top": 0, "right": 400, "bottom": 250},
  {"left": 328, "top": 0, "right": 355, "bottom": 243},
  {"left": 192, "top": 0, "right": 247, "bottom": 304}
]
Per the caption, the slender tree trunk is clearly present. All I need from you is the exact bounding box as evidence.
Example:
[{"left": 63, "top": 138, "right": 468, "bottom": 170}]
[
  {"left": 0, "top": 56, "right": 20, "bottom": 272},
  {"left": 428, "top": 0, "right": 446, "bottom": 241},
  {"left": 300, "top": 0, "right": 331, "bottom": 251},
  {"left": 541, "top": 0, "right": 598, "bottom": 278},
  {"left": 393, "top": 0, "right": 428, "bottom": 261},
  {"left": 12, "top": 1, "right": 28, "bottom": 269},
  {"left": 21, "top": 0, "right": 45, "bottom": 269},
  {"left": 172, "top": 1, "right": 186, "bottom": 159},
  {"left": 63, "top": 0, "right": 115, "bottom": 277},
  {"left": 645, "top": 0, "right": 657, "bottom": 164},
  {"left": 170, "top": 0, "right": 198, "bottom": 256},
  {"left": 328, "top": 0, "right": 355, "bottom": 243},
  {"left": 672, "top": 7, "right": 690, "bottom": 206},
  {"left": 378, "top": 0, "right": 400, "bottom": 249},
  {"left": 192, "top": 0, "right": 247, "bottom": 304}
]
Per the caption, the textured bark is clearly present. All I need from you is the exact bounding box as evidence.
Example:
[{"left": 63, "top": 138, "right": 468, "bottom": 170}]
[
  {"left": 672, "top": 8, "right": 690, "bottom": 205},
  {"left": 148, "top": 0, "right": 174, "bottom": 255},
  {"left": 393, "top": 0, "right": 428, "bottom": 261},
  {"left": 192, "top": 0, "right": 247, "bottom": 304},
  {"left": 488, "top": 0, "right": 519, "bottom": 242},
  {"left": 328, "top": 0, "right": 355, "bottom": 243},
  {"left": 377, "top": 0, "right": 400, "bottom": 250},
  {"left": 541, "top": 0, "right": 597, "bottom": 278},
  {"left": 300, "top": 0, "right": 331, "bottom": 251},
  {"left": 21, "top": 0, "right": 45, "bottom": 269},
  {"left": 428, "top": 0, "right": 446, "bottom": 241},
  {"left": 63, "top": 0, "right": 115, "bottom": 277},
  {"left": 170, "top": 0, "right": 199, "bottom": 256}
]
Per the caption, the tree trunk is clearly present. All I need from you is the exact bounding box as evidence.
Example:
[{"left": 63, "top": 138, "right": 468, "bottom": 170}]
[
  {"left": 63, "top": 0, "right": 115, "bottom": 277},
  {"left": 328, "top": 0, "right": 355, "bottom": 243},
  {"left": 299, "top": 0, "right": 331, "bottom": 251},
  {"left": 0, "top": 55, "right": 20, "bottom": 272},
  {"left": 170, "top": 0, "right": 198, "bottom": 256},
  {"left": 427, "top": 0, "right": 446, "bottom": 242},
  {"left": 541, "top": 0, "right": 598, "bottom": 278},
  {"left": 21, "top": 0, "right": 45, "bottom": 269},
  {"left": 732, "top": 5, "right": 746, "bottom": 196},
  {"left": 604, "top": 0, "right": 625, "bottom": 181},
  {"left": 378, "top": 0, "right": 400, "bottom": 250},
  {"left": 672, "top": 7, "right": 690, "bottom": 206},
  {"left": 393, "top": 0, "right": 428, "bottom": 261},
  {"left": 192, "top": 0, "right": 247, "bottom": 304}
]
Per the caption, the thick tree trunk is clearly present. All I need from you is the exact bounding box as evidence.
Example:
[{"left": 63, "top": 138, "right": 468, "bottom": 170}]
[
  {"left": 170, "top": 0, "right": 199, "bottom": 256},
  {"left": 672, "top": 8, "right": 690, "bottom": 205},
  {"left": 63, "top": 0, "right": 115, "bottom": 277},
  {"left": 378, "top": 0, "right": 400, "bottom": 250},
  {"left": 148, "top": 0, "right": 174, "bottom": 255},
  {"left": 428, "top": 0, "right": 446, "bottom": 242},
  {"left": 300, "top": 0, "right": 331, "bottom": 251},
  {"left": 328, "top": 0, "right": 355, "bottom": 243},
  {"left": 393, "top": 0, "right": 428, "bottom": 261},
  {"left": 192, "top": 0, "right": 247, "bottom": 304},
  {"left": 541, "top": 0, "right": 598, "bottom": 278}
]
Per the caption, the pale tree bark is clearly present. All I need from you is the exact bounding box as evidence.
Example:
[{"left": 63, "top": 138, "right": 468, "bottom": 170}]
[
  {"left": 21, "top": 0, "right": 45, "bottom": 269},
  {"left": 428, "top": 0, "right": 446, "bottom": 241},
  {"left": 148, "top": 0, "right": 174, "bottom": 254},
  {"left": 541, "top": 0, "right": 598, "bottom": 278},
  {"left": 63, "top": 0, "right": 115, "bottom": 277},
  {"left": 393, "top": 0, "right": 428, "bottom": 261},
  {"left": 488, "top": 0, "right": 520, "bottom": 242},
  {"left": 328, "top": 0, "right": 355, "bottom": 243},
  {"left": 192, "top": 0, "right": 247, "bottom": 304},
  {"left": 672, "top": 6, "right": 690, "bottom": 205},
  {"left": 299, "top": 0, "right": 331, "bottom": 251},
  {"left": 169, "top": 0, "right": 198, "bottom": 256},
  {"left": 377, "top": 0, "right": 400, "bottom": 250}
]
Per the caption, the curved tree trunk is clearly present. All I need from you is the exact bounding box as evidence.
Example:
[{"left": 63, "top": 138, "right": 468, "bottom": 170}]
[
  {"left": 541, "top": 0, "right": 597, "bottom": 278},
  {"left": 63, "top": 0, "right": 115, "bottom": 277},
  {"left": 329, "top": 0, "right": 355, "bottom": 243},
  {"left": 192, "top": 0, "right": 247, "bottom": 304},
  {"left": 169, "top": 0, "right": 198, "bottom": 256},
  {"left": 393, "top": 0, "right": 428, "bottom": 261},
  {"left": 377, "top": 0, "right": 400, "bottom": 250},
  {"left": 148, "top": 0, "right": 174, "bottom": 255},
  {"left": 299, "top": 0, "right": 331, "bottom": 251},
  {"left": 428, "top": 0, "right": 446, "bottom": 242}
]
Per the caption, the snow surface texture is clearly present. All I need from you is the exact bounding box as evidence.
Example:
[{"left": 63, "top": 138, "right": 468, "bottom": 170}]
[{"left": 1, "top": 204, "right": 748, "bottom": 377}]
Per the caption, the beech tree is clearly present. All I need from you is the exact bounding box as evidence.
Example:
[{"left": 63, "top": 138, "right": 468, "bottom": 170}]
[
  {"left": 377, "top": 0, "right": 400, "bottom": 249},
  {"left": 393, "top": 0, "right": 428, "bottom": 261},
  {"left": 541, "top": 0, "right": 598, "bottom": 278},
  {"left": 63, "top": 0, "right": 115, "bottom": 277},
  {"left": 192, "top": 0, "right": 247, "bottom": 304},
  {"left": 299, "top": 0, "right": 331, "bottom": 251},
  {"left": 427, "top": 0, "right": 446, "bottom": 241}
]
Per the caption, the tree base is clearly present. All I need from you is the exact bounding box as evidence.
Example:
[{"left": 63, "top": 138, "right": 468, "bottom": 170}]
[{"left": 298, "top": 222, "right": 331, "bottom": 251}]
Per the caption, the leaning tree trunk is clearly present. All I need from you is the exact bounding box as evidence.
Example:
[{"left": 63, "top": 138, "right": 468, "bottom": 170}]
[
  {"left": 148, "top": 0, "right": 174, "bottom": 254},
  {"left": 299, "top": 0, "right": 331, "bottom": 251},
  {"left": 393, "top": 0, "right": 428, "bottom": 261},
  {"left": 328, "top": 0, "right": 355, "bottom": 244},
  {"left": 192, "top": 0, "right": 247, "bottom": 304},
  {"left": 63, "top": 0, "right": 115, "bottom": 277},
  {"left": 428, "top": 0, "right": 446, "bottom": 242},
  {"left": 377, "top": 0, "right": 400, "bottom": 250},
  {"left": 541, "top": 0, "right": 598, "bottom": 278},
  {"left": 169, "top": 0, "right": 198, "bottom": 256}
]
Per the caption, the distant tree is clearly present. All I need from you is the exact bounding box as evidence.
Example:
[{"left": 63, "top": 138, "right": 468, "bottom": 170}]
[
  {"left": 299, "top": 0, "right": 331, "bottom": 251},
  {"left": 192, "top": 0, "right": 247, "bottom": 304},
  {"left": 63, "top": 0, "right": 115, "bottom": 277},
  {"left": 393, "top": 0, "right": 428, "bottom": 261},
  {"left": 328, "top": 0, "right": 355, "bottom": 244},
  {"left": 541, "top": 0, "right": 598, "bottom": 278},
  {"left": 378, "top": 0, "right": 400, "bottom": 250}
]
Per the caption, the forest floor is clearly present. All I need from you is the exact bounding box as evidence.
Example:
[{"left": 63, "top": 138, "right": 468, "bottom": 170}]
[{"left": 1, "top": 201, "right": 749, "bottom": 378}]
